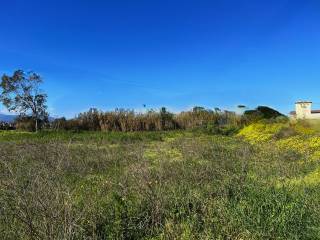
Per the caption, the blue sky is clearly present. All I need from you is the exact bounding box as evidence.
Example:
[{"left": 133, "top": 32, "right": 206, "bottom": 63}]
[{"left": 1, "top": 0, "right": 320, "bottom": 118}]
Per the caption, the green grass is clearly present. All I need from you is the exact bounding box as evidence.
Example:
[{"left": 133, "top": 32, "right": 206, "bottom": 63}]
[
  {"left": 0, "top": 129, "right": 320, "bottom": 239},
  {"left": 0, "top": 130, "right": 169, "bottom": 143}
]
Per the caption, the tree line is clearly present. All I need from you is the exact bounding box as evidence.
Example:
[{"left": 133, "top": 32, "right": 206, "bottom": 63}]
[
  {"left": 0, "top": 70, "right": 285, "bottom": 132},
  {"left": 49, "top": 107, "right": 242, "bottom": 133}
]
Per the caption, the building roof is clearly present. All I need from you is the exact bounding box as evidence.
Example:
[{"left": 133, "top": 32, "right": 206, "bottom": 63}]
[
  {"left": 290, "top": 111, "right": 296, "bottom": 115},
  {"left": 290, "top": 110, "right": 320, "bottom": 115},
  {"left": 295, "top": 101, "right": 312, "bottom": 104}
]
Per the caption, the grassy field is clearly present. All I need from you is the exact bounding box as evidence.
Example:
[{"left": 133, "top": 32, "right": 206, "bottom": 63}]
[{"left": 1, "top": 123, "right": 320, "bottom": 239}]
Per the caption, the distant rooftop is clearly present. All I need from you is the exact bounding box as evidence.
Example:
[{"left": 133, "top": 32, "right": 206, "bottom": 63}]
[
  {"left": 290, "top": 110, "right": 320, "bottom": 115},
  {"left": 295, "top": 101, "right": 312, "bottom": 104}
]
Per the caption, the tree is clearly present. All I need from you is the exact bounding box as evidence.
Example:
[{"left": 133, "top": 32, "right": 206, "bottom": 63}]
[
  {"left": 0, "top": 70, "right": 48, "bottom": 132},
  {"left": 237, "top": 105, "right": 246, "bottom": 109},
  {"left": 159, "top": 107, "right": 174, "bottom": 130},
  {"left": 244, "top": 106, "right": 285, "bottom": 122},
  {"left": 192, "top": 106, "right": 206, "bottom": 113},
  {"left": 237, "top": 105, "right": 247, "bottom": 115},
  {"left": 214, "top": 107, "right": 221, "bottom": 113}
]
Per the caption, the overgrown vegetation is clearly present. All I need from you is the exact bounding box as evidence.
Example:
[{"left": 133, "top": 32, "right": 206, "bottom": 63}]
[
  {"left": 1, "top": 120, "right": 320, "bottom": 239},
  {"left": 0, "top": 71, "right": 286, "bottom": 134},
  {"left": 50, "top": 107, "right": 244, "bottom": 133}
]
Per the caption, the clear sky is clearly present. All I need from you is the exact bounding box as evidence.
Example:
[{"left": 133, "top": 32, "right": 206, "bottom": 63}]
[{"left": 1, "top": 0, "right": 320, "bottom": 118}]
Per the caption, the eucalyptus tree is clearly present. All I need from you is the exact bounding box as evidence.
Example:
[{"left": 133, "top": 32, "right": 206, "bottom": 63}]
[{"left": 0, "top": 70, "right": 48, "bottom": 131}]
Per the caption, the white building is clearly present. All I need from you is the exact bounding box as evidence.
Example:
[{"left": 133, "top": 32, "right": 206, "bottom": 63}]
[{"left": 290, "top": 101, "right": 320, "bottom": 120}]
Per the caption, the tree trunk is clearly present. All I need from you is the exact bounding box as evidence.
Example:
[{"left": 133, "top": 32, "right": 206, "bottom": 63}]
[{"left": 35, "top": 118, "right": 38, "bottom": 132}]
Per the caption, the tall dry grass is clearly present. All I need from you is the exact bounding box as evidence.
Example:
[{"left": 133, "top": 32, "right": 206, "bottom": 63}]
[{"left": 51, "top": 107, "right": 243, "bottom": 132}]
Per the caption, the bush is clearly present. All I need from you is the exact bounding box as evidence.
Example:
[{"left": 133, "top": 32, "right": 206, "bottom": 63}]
[
  {"left": 14, "top": 115, "right": 49, "bottom": 132},
  {"left": 244, "top": 106, "right": 286, "bottom": 123},
  {"left": 15, "top": 116, "right": 36, "bottom": 131},
  {"left": 0, "top": 121, "right": 15, "bottom": 130},
  {"left": 195, "top": 123, "right": 241, "bottom": 136},
  {"left": 273, "top": 127, "right": 297, "bottom": 140}
]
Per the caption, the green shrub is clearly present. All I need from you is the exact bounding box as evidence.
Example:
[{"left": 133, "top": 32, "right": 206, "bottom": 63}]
[{"left": 244, "top": 106, "right": 287, "bottom": 123}]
